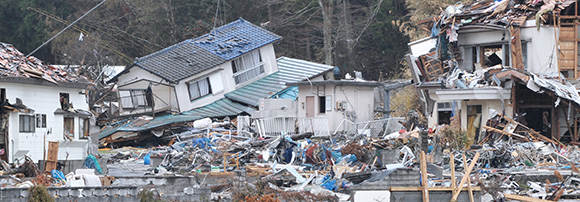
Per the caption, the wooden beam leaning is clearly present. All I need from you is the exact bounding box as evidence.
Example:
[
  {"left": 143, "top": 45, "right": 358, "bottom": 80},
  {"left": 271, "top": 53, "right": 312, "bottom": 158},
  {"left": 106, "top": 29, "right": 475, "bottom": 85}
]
[
  {"left": 462, "top": 154, "right": 475, "bottom": 202},
  {"left": 450, "top": 153, "right": 456, "bottom": 196},
  {"left": 420, "top": 151, "right": 430, "bottom": 202},
  {"left": 450, "top": 152, "right": 480, "bottom": 202}
]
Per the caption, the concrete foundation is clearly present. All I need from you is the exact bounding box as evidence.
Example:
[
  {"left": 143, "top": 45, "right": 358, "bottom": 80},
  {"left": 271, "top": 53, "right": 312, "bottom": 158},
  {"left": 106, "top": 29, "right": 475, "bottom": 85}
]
[{"left": 351, "top": 168, "right": 420, "bottom": 190}]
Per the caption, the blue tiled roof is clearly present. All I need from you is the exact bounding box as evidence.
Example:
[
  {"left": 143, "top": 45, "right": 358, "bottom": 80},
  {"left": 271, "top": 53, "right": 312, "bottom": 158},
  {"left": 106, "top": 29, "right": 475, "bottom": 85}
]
[
  {"left": 193, "top": 18, "right": 282, "bottom": 61},
  {"left": 128, "top": 18, "right": 281, "bottom": 83}
]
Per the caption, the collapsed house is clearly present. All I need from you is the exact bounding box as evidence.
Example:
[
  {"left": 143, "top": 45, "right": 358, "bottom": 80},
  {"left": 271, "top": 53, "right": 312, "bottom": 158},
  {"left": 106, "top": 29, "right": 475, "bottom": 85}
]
[
  {"left": 98, "top": 19, "right": 337, "bottom": 145},
  {"left": 406, "top": 0, "right": 580, "bottom": 143},
  {"left": 0, "top": 42, "right": 94, "bottom": 164}
]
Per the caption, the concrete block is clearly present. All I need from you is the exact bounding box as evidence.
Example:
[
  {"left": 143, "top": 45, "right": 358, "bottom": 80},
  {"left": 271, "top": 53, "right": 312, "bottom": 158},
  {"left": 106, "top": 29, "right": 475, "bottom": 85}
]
[
  {"left": 57, "top": 189, "right": 70, "bottom": 197},
  {"left": 70, "top": 189, "right": 82, "bottom": 197},
  {"left": 94, "top": 188, "right": 105, "bottom": 197},
  {"left": 82, "top": 188, "right": 93, "bottom": 197}
]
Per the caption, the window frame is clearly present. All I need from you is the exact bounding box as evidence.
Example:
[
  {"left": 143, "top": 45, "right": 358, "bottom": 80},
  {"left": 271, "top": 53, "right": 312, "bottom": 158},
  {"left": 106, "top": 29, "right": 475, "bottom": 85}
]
[
  {"left": 318, "top": 96, "right": 326, "bottom": 114},
  {"left": 19, "top": 114, "right": 35, "bottom": 133},
  {"left": 188, "top": 77, "right": 212, "bottom": 101},
  {"left": 35, "top": 114, "right": 46, "bottom": 128},
  {"left": 63, "top": 117, "right": 74, "bottom": 140},
  {"left": 79, "top": 118, "right": 89, "bottom": 139},
  {"left": 119, "top": 89, "right": 149, "bottom": 109},
  {"left": 232, "top": 50, "right": 265, "bottom": 85}
]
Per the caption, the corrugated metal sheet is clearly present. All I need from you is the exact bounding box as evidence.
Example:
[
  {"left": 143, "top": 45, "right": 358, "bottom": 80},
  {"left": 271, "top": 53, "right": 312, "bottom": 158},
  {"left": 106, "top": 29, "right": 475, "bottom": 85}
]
[
  {"left": 225, "top": 57, "right": 334, "bottom": 106},
  {"left": 272, "top": 86, "right": 298, "bottom": 100},
  {"left": 99, "top": 98, "right": 254, "bottom": 138},
  {"left": 182, "top": 98, "right": 256, "bottom": 117}
]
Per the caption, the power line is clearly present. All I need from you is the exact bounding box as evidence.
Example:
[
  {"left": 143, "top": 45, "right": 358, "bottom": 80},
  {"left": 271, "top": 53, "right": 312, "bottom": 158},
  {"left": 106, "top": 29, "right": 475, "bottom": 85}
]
[
  {"left": 27, "top": 6, "right": 134, "bottom": 63},
  {"left": 212, "top": 0, "right": 221, "bottom": 31},
  {"left": 24, "top": 0, "right": 107, "bottom": 59}
]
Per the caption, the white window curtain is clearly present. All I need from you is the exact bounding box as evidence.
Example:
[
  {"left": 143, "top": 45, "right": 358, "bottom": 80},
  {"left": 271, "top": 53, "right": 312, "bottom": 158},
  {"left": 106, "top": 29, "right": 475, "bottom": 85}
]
[
  {"left": 189, "top": 78, "right": 211, "bottom": 100},
  {"left": 233, "top": 50, "right": 263, "bottom": 84},
  {"left": 189, "top": 82, "right": 200, "bottom": 99},
  {"left": 198, "top": 78, "right": 210, "bottom": 96}
]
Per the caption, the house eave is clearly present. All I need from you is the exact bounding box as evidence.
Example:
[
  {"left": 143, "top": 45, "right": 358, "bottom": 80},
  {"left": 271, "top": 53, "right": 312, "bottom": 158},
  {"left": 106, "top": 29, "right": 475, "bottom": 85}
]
[
  {"left": 430, "top": 87, "right": 511, "bottom": 101},
  {"left": 0, "top": 77, "right": 92, "bottom": 89}
]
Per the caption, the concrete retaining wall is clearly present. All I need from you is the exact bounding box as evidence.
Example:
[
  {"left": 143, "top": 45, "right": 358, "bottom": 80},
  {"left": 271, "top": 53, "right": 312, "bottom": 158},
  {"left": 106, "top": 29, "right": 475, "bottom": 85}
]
[{"left": 0, "top": 185, "right": 210, "bottom": 202}]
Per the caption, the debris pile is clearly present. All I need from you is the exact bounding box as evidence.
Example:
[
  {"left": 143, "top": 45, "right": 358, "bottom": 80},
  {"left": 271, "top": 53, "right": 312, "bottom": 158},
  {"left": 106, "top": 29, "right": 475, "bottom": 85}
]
[{"left": 0, "top": 42, "right": 89, "bottom": 84}]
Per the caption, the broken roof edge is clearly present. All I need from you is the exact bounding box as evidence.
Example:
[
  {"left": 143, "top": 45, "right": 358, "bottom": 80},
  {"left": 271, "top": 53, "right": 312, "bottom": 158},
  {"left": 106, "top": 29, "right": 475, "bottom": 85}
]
[
  {"left": 287, "top": 80, "right": 385, "bottom": 87},
  {"left": 98, "top": 98, "right": 255, "bottom": 139},
  {"left": 407, "top": 37, "right": 435, "bottom": 46},
  {"left": 107, "top": 62, "right": 180, "bottom": 85}
]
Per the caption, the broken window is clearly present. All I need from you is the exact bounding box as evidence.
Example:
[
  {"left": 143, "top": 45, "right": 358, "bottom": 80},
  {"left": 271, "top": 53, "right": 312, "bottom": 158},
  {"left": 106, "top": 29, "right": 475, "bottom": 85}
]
[
  {"left": 318, "top": 96, "right": 326, "bottom": 114},
  {"left": 463, "top": 44, "right": 512, "bottom": 71},
  {"left": 437, "top": 102, "right": 452, "bottom": 125},
  {"left": 79, "top": 118, "right": 89, "bottom": 139},
  {"left": 188, "top": 77, "right": 212, "bottom": 101},
  {"left": 19, "top": 115, "right": 35, "bottom": 133},
  {"left": 35, "top": 114, "right": 46, "bottom": 128},
  {"left": 59, "top": 93, "right": 70, "bottom": 110},
  {"left": 63, "top": 117, "right": 74, "bottom": 140},
  {"left": 481, "top": 44, "right": 509, "bottom": 67},
  {"left": 232, "top": 50, "right": 264, "bottom": 85},
  {"left": 119, "top": 89, "right": 149, "bottom": 109}
]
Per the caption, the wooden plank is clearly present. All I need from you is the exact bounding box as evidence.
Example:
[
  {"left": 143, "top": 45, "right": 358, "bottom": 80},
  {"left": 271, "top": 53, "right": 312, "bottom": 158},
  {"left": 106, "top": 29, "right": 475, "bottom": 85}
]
[
  {"left": 575, "top": 24, "right": 578, "bottom": 79},
  {"left": 482, "top": 125, "right": 528, "bottom": 139},
  {"left": 450, "top": 153, "right": 456, "bottom": 196},
  {"left": 555, "top": 14, "right": 561, "bottom": 75},
  {"left": 504, "top": 193, "right": 555, "bottom": 202},
  {"left": 510, "top": 26, "right": 524, "bottom": 70},
  {"left": 462, "top": 154, "right": 475, "bottom": 202},
  {"left": 420, "top": 151, "right": 430, "bottom": 202},
  {"left": 451, "top": 152, "right": 480, "bottom": 202},
  {"left": 45, "top": 141, "right": 59, "bottom": 172},
  {"left": 560, "top": 27, "right": 576, "bottom": 39},
  {"left": 389, "top": 186, "right": 482, "bottom": 192}
]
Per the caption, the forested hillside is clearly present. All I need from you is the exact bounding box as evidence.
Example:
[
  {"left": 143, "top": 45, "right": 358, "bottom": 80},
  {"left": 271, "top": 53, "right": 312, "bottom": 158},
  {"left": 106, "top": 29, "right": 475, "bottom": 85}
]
[{"left": 0, "top": 0, "right": 453, "bottom": 80}]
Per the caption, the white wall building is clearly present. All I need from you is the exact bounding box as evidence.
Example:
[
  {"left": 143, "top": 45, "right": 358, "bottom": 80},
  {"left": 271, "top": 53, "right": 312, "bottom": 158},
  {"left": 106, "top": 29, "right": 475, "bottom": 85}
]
[
  {"left": 288, "top": 80, "right": 384, "bottom": 133},
  {"left": 0, "top": 42, "right": 93, "bottom": 163}
]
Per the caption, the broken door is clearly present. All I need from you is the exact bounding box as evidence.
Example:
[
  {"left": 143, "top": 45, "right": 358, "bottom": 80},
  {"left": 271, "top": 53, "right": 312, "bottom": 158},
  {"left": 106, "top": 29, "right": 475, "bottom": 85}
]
[{"left": 467, "top": 105, "right": 482, "bottom": 142}]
